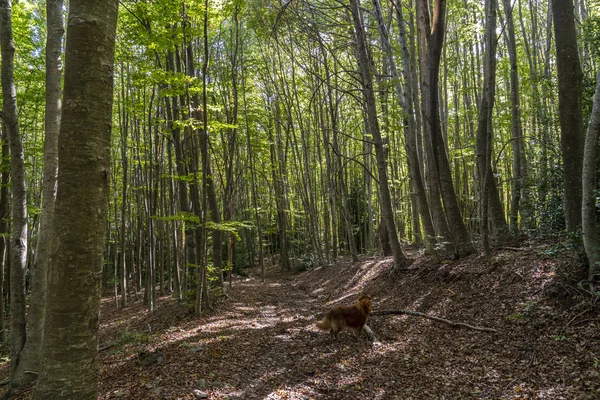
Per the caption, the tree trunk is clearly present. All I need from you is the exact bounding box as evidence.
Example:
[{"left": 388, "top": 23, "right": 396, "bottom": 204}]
[
  {"left": 476, "top": 0, "right": 509, "bottom": 253},
  {"left": 421, "top": 0, "right": 474, "bottom": 258},
  {"left": 552, "top": 0, "right": 584, "bottom": 232},
  {"left": 35, "top": 1, "right": 118, "bottom": 398},
  {"left": 0, "top": 131, "right": 8, "bottom": 344},
  {"left": 372, "top": 0, "right": 436, "bottom": 253},
  {"left": 9, "top": 0, "right": 63, "bottom": 390},
  {"left": 166, "top": 48, "right": 191, "bottom": 300},
  {"left": 415, "top": 0, "right": 454, "bottom": 257},
  {"left": 241, "top": 46, "right": 265, "bottom": 282},
  {"left": 0, "top": 0, "right": 28, "bottom": 379},
  {"left": 197, "top": 0, "right": 211, "bottom": 312},
  {"left": 119, "top": 63, "right": 129, "bottom": 308},
  {"left": 582, "top": 69, "right": 600, "bottom": 291},
  {"left": 349, "top": 0, "right": 407, "bottom": 268},
  {"left": 501, "top": 0, "right": 524, "bottom": 234}
]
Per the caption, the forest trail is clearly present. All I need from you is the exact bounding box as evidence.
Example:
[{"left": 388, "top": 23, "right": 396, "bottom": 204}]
[
  {"left": 5, "top": 239, "right": 600, "bottom": 399},
  {"left": 99, "top": 261, "right": 381, "bottom": 400},
  {"left": 94, "top": 241, "right": 599, "bottom": 400}
]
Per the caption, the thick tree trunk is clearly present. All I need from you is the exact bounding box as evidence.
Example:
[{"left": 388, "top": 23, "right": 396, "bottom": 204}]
[
  {"left": 9, "top": 0, "right": 63, "bottom": 390},
  {"left": 349, "top": 0, "right": 407, "bottom": 268},
  {"left": 551, "top": 0, "right": 584, "bottom": 232},
  {"left": 421, "top": 0, "right": 474, "bottom": 258},
  {"left": 415, "top": 0, "right": 454, "bottom": 257},
  {"left": 0, "top": 0, "right": 28, "bottom": 379},
  {"left": 35, "top": 1, "right": 118, "bottom": 398},
  {"left": 582, "top": 69, "right": 600, "bottom": 291}
]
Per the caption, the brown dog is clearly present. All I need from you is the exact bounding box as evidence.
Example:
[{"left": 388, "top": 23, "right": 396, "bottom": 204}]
[{"left": 316, "top": 295, "right": 372, "bottom": 340}]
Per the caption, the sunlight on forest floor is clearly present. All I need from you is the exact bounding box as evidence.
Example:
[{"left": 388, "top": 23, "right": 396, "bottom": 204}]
[{"left": 47, "top": 241, "right": 597, "bottom": 399}]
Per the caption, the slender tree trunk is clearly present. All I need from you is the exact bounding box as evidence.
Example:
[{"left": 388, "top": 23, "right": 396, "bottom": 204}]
[
  {"left": 145, "top": 89, "right": 157, "bottom": 312},
  {"left": 166, "top": 140, "right": 182, "bottom": 300},
  {"left": 501, "top": 0, "right": 524, "bottom": 234},
  {"left": 223, "top": 5, "right": 240, "bottom": 285},
  {"left": 0, "top": 0, "right": 28, "bottom": 379},
  {"left": 119, "top": 64, "right": 129, "bottom": 308},
  {"left": 350, "top": 0, "right": 407, "bottom": 268},
  {"left": 186, "top": 40, "right": 222, "bottom": 292},
  {"left": 36, "top": 1, "right": 118, "bottom": 398},
  {"left": 242, "top": 49, "right": 265, "bottom": 283},
  {"left": 582, "top": 69, "right": 600, "bottom": 291},
  {"left": 167, "top": 47, "right": 193, "bottom": 300},
  {"left": 269, "top": 96, "right": 290, "bottom": 271},
  {"left": 7, "top": 0, "right": 63, "bottom": 390},
  {"left": 197, "top": 0, "right": 211, "bottom": 312},
  {"left": 476, "top": 0, "right": 497, "bottom": 258},
  {"left": 0, "top": 131, "right": 8, "bottom": 344},
  {"left": 476, "top": 0, "right": 509, "bottom": 251},
  {"left": 372, "top": 0, "right": 436, "bottom": 253},
  {"left": 552, "top": 0, "right": 584, "bottom": 232}
]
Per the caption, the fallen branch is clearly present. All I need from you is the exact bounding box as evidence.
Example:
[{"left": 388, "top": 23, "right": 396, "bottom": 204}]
[
  {"left": 371, "top": 310, "right": 497, "bottom": 333},
  {"left": 98, "top": 342, "right": 116, "bottom": 352},
  {"left": 362, "top": 325, "right": 379, "bottom": 343}
]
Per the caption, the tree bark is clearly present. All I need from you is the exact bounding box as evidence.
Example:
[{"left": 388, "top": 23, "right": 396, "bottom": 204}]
[
  {"left": 118, "top": 63, "right": 129, "bottom": 308},
  {"left": 415, "top": 0, "right": 454, "bottom": 256},
  {"left": 35, "top": 1, "right": 118, "bottom": 398},
  {"left": 582, "top": 69, "right": 600, "bottom": 291},
  {"left": 349, "top": 0, "right": 407, "bottom": 268},
  {"left": 242, "top": 47, "right": 265, "bottom": 282},
  {"left": 0, "top": 130, "right": 8, "bottom": 344},
  {"left": 0, "top": 0, "right": 28, "bottom": 380},
  {"left": 552, "top": 0, "right": 584, "bottom": 232},
  {"left": 9, "top": 0, "right": 63, "bottom": 390},
  {"left": 372, "top": 0, "right": 436, "bottom": 253},
  {"left": 476, "top": 0, "right": 509, "bottom": 254},
  {"left": 501, "top": 0, "right": 525, "bottom": 234},
  {"left": 420, "top": 0, "right": 474, "bottom": 258}
]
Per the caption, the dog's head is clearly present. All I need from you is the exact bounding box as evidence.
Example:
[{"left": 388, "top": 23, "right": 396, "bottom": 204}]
[{"left": 358, "top": 295, "right": 372, "bottom": 313}]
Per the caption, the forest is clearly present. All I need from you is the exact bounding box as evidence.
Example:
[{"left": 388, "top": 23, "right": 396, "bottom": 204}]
[{"left": 0, "top": 0, "right": 597, "bottom": 398}]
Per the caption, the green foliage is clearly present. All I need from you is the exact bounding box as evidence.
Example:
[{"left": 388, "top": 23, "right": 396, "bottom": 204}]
[
  {"left": 206, "top": 220, "right": 253, "bottom": 239},
  {"left": 552, "top": 334, "right": 569, "bottom": 342},
  {"left": 119, "top": 331, "right": 151, "bottom": 346},
  {"left": 541, "top": 233, "right": 585, "bottom": 259},
  {"left": 295, "top": 253, "right": 316, "bottom": 272},
  {"left": 582, "top": 16, "right": 600, "bottom": 63},
  {"left": 152, "top": 211, "right": 200, "bottom": 225}
]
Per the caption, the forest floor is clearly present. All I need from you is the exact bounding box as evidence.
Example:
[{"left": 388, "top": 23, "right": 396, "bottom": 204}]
[{"left": 5, "top": 237, "right": 600, "bottom": 399}]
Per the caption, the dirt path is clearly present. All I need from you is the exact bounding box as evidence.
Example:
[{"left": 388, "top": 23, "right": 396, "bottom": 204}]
[{"left": 99, "top": 265, "right": 384, "bottom": 400}]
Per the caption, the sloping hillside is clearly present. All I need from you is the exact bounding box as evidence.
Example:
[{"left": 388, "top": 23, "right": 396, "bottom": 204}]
[{"left": 6, "top": 238, "right": 599, "bottom": 399}]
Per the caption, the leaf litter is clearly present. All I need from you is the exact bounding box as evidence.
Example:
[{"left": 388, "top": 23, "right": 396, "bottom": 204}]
[{"left": 1, "top": 237, "right": 599, "bottom": 399}]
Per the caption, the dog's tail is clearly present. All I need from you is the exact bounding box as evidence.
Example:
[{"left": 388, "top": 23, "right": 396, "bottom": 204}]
[{"left": 316, "top": 315, "right": 331, "bottom": 331}]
